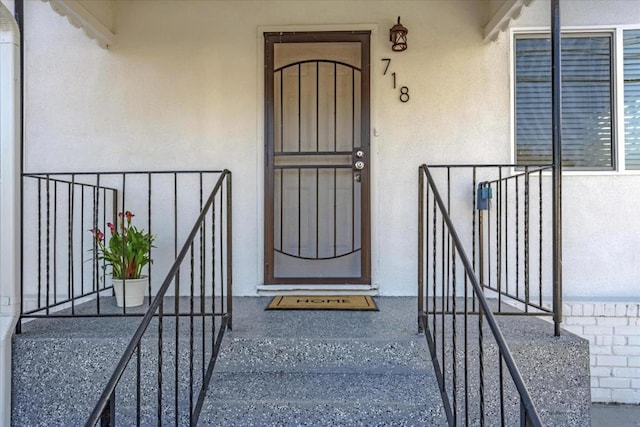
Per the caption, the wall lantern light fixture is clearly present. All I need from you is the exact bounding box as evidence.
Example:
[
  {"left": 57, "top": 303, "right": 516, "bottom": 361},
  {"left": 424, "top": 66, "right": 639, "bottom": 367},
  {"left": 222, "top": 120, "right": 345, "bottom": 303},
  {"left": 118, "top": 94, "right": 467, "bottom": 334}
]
[{"left": 389, "top": 16, "right": 408, "bottom": 52}]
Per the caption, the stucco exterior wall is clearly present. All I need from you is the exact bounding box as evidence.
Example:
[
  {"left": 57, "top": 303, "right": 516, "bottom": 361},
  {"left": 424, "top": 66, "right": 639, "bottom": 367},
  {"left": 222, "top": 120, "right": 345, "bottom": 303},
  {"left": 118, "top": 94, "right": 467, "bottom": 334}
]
[
  {"left": 18, "top": 0, "right": 640, "bottom": 300},
  {"left": 517, "top": 0, "right": 640, "bottom": 300}
]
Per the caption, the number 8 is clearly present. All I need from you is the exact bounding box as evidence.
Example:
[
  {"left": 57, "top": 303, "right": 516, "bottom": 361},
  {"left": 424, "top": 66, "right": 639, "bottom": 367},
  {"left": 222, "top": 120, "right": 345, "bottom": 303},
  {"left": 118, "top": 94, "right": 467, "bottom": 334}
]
[{"left": 400, "top": 86, "right": 410, "bottom": 103}]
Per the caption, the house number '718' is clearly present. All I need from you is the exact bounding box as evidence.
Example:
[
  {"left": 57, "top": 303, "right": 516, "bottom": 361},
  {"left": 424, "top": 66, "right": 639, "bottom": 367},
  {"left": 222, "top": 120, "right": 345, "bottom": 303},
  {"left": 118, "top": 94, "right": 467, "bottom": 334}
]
[{"left": 381, "top": 58, "right": 409, "bottom": 103}]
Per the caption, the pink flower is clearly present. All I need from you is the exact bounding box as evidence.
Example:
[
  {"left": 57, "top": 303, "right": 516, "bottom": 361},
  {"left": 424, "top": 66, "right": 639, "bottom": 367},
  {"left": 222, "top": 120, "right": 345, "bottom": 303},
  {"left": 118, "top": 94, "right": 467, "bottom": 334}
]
[
  {"left": 125, "top": 211, "right": 134, "bottom": 223},
  {"left": 90, "top": 228, "right": 104, "bottom": 242},
  {"left": 107, "top": 222, "right": 116, "bottom": 234}
]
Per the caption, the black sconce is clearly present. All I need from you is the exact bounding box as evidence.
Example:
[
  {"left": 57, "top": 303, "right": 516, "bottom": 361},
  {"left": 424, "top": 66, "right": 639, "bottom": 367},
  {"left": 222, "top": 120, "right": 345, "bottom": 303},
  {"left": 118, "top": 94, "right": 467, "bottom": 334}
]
[{"left": 389, "top": 16, "right": 408, "bottom": 52}]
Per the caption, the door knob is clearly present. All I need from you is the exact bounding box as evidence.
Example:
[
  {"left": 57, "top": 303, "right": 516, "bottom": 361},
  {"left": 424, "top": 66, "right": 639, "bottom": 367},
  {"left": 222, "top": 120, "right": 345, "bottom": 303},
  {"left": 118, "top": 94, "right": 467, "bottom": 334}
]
[{"left": 354, "top": 160, "right": 365, "bottom": 170}]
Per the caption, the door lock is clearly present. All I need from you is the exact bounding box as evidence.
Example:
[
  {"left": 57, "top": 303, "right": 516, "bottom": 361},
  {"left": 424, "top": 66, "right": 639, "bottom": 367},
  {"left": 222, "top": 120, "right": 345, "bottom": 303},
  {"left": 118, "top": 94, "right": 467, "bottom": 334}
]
[{"left": 353, "top": 148, "right": 366, "bottom": 170}]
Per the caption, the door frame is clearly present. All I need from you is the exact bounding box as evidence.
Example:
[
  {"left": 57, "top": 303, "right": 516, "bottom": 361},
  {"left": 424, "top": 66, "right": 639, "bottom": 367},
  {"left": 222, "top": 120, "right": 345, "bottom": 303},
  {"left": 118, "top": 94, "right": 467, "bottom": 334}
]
[{"left": 263, "top": 30, "right": 371, "bottom": 285}]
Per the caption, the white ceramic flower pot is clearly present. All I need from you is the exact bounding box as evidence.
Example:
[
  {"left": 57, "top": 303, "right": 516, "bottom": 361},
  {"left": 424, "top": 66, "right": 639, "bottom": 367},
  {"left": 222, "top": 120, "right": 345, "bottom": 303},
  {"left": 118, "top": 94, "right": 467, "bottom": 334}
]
[{"left": 112, "top": 276, "right": 148, "bottom": 307}]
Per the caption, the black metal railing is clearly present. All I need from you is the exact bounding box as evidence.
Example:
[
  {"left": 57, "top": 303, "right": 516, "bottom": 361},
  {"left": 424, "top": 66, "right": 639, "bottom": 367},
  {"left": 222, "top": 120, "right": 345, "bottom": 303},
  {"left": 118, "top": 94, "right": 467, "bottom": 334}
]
[
  {"left": 477, "top": 165, "right": 555, "bottom": 318},
  {"left": 85, "top": 169, "right": 232, "bottom": 426},
  {"left": 20, "top": 170, "right": 226, "bottom": 321},
  {"left": 419, "top": 164, "right": 558, "bottom": 323},
  {"left": 418, "top": 164, "right": 543, "bottom": 426}
]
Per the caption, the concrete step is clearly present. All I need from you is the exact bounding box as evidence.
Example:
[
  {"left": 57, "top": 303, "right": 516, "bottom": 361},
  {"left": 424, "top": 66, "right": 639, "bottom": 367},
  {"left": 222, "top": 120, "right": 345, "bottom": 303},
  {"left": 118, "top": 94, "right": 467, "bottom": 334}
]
[
  {"left": 199, "top": 337, "right": 447, "bottom": 426},
  {"left": 198, "top": 401, "right": 447, "bottom": 426},
  {"left": 215, "top": 336, "right": 431, "bottom": 373},
  {"left": 197, "top": 298, "right": 449, "bottom": 426},
  {"left": 207, "top": 371, "right": 437, "bottom": 403}
]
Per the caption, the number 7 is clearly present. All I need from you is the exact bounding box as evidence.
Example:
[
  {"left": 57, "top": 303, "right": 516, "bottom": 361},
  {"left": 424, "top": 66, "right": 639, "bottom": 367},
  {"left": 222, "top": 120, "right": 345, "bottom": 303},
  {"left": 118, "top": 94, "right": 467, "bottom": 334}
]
[{"left": 381, "top": 58, "right": 391, "bottom": 75}]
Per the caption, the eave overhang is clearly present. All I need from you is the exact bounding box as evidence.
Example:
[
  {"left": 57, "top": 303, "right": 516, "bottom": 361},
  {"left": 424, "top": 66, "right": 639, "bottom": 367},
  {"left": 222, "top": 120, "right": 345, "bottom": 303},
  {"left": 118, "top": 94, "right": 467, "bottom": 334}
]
[
  {"left": 484, "top": 0, "right": 536, "bottom": 42},
  {"left": 40, "top": 0, "right": 533, "bottom": 49},
  {"left": 42, "top": 0, "right": 115, "bottom": 49}
]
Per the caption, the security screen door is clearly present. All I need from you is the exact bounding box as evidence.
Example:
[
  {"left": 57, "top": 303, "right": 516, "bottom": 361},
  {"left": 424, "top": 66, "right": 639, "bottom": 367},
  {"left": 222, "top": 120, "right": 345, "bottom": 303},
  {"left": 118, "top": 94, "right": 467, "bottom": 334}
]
[{"left": 264, "top": 31, "right": 371, "bottom": 285}]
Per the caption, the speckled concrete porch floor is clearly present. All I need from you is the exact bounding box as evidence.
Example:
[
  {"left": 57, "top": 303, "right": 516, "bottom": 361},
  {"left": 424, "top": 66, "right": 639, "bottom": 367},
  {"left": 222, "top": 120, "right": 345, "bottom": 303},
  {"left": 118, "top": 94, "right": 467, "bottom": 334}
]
[{"left": 12, "top": 297, "right": 590, "bottom": 426}]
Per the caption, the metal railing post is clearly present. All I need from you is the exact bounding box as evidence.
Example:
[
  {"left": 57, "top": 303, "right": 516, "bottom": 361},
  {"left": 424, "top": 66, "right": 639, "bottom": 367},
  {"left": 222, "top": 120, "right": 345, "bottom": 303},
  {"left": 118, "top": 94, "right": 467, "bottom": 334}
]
[
  {"left": 551, "top": 0, "right": 563, "bottom": 336},
  {"left": 418, "top": 166, "right": 424, "bottom": 332},
  {"left": 99, "top": 391, "right": 115, "bottom": 427},
  {"left": 226, "top": 171, "right": 233, "bottom": 331},
  {"left": 478, "top": 210, "right": 484, "bottom": 287}
]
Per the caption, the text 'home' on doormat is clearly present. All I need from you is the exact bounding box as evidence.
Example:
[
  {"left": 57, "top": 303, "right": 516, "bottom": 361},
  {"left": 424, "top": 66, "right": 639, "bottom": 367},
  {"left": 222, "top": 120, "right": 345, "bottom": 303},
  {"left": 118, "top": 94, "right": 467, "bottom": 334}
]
[{"left": 266, "top": 295, "right": 378, "bottom": 311}]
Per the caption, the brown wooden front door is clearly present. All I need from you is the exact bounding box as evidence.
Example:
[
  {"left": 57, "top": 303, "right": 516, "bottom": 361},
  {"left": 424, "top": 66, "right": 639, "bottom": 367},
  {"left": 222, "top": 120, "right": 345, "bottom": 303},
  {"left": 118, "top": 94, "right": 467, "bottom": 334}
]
[{"left": 264, "top": 31, "right": 371, "bottom": 285}]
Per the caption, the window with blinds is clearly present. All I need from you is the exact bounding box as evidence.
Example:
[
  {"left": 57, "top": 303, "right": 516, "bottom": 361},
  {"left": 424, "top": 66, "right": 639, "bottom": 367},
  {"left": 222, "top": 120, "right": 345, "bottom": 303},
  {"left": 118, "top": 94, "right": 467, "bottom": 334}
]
[
  {"left": 515, "top": 35, "right": 614, "bottom": 169},
  {"left": 624, "top": 30, "right": 640, "bottom": 170}
]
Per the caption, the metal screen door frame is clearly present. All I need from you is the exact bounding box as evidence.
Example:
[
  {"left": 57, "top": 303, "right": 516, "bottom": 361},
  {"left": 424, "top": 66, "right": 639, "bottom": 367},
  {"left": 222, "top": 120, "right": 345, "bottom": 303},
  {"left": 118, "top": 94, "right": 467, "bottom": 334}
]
[{"left": 264, "top": 31, "right": 371, "bottom": 285}]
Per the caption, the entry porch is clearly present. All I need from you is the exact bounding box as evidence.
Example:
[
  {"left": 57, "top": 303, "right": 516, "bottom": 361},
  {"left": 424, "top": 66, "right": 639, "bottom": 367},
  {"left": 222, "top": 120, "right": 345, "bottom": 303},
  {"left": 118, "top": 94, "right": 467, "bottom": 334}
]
[{"left": 12, "top": 297, "right": 590, "bottom": 426}]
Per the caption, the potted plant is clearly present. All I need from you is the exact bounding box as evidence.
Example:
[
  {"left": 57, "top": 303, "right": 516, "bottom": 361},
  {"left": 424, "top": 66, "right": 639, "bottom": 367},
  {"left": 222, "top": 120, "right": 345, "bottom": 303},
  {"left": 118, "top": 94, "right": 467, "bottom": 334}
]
[{"left": 90, "top": 211, "right": 155, "bottom": 307}]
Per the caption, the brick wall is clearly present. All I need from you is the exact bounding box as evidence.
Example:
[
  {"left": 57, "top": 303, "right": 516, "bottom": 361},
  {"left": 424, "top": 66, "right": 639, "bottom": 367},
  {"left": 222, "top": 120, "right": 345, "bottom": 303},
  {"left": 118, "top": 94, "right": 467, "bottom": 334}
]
[{"left": 562, "top": 302, "right": 640, "bottom": 404}]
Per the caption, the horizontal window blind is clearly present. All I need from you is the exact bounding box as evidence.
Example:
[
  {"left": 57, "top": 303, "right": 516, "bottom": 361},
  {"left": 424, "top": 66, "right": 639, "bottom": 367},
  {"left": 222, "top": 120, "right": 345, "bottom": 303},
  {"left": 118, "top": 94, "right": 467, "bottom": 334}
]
[
  {"left": 515, "top": 36, "right": 614, "bottom": 169},
  {"left": 624, "top": 30, "right": 640, "bottom": 170}
]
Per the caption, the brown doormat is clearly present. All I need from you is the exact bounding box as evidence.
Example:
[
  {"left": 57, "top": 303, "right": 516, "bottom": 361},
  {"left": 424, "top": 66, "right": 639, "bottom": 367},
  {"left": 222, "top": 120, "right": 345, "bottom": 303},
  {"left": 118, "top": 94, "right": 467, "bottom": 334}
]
[{"left": 266, "top": 295, "right": 378, "bottom": 311}]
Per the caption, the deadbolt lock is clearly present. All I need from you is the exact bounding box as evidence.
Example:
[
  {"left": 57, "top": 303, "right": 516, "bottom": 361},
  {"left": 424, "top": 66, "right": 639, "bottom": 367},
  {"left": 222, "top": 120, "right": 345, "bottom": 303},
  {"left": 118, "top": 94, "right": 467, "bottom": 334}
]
[{"left": 352, "top": 148, "right": 366, "bottom": 170}]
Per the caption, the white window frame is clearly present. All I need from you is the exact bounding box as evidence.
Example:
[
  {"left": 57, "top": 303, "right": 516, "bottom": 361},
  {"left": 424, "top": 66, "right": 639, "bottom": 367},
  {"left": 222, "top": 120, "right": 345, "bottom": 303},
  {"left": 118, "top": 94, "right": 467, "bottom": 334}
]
[{"left": 510, "top": 25, "right": 640, "bottom": 176}]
